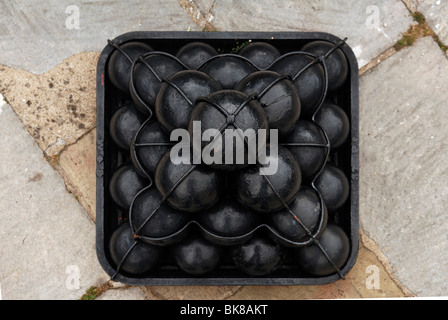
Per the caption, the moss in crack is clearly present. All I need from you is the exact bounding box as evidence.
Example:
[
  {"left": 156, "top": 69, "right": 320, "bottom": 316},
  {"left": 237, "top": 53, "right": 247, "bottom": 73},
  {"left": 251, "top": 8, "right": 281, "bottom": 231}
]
[
  {"left": 45, "top": 154, "right": 60, "bottom": 167},
  {"left": 395, "top": 12, "right": 432, "bottom": 50},
  {"left": 396, "top": 34, "right": 416, "bottom": 48},
  {"left": 434, "top": 35, "right": 448, "bottom": 54},
  {"left": 412, "top": 11, "right": 426, "bottom": 25},
  {"left": 202, "top": 24, "right": 217, "bottom": 32},
  {"left": 215, "top": 39, "right": 251, "bottom": 54},
  {"left": 79, "top": 282, "right": 114, "bottom": 300},
  {"left": 80, "top": 286, "right": 101, "bottom": 300},
  {"left": 395, "top": 11, "right": 448, "bottom": 56},
  {"left": 2, "top": 94, "right": 10, "bottom": 105}
]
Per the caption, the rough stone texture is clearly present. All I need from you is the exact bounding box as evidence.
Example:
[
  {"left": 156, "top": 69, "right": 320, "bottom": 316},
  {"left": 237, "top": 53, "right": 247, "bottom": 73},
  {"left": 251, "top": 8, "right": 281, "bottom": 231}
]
[
  {"left": 359, "top": 36, "right": 448, "bottom": 297},
  {"left": 96, "top": 286, "right": 146, "bottom": 300},
  {"left": 58, "top": 129, "right": 96, "bottom": 221},
  {"left": 179, "top": 0, "right": 215, "bottom": 30},
  {"left": 0, "top": 0, "right": 200, "bottom": 74},
  {"left": 408, "top": 0, "right": 448, "bottom": 44},
  {"left": 194, "top": 0, "right": 216, "bottom": 12},
  {"left": 401, "top": 0, "right": 418, "bottom": 12},
  {"left": 0, "top": 99, "right": 108, "bottom": 300},
  {"left": 194, "top": 0, "right": 415, "bottom": 67},
  {"left": 0, "top": 52, "right": 98, "bottom": 156}
]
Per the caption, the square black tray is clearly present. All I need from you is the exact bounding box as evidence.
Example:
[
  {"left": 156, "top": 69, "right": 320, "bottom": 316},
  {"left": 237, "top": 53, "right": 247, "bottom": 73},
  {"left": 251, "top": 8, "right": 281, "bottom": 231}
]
[{"left": 96, "top": 31, "right": 359, "bottom": 286}]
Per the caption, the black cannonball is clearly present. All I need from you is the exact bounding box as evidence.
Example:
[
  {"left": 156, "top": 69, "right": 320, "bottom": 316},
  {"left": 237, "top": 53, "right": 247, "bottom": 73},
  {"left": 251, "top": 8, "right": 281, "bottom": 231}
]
[
  {"left": 269, "top": 53, "right": 325, "bottom": 117},
  {"left": 109, "top": 102, "right": 147, "bottom": 152},
  {"left": 188, "top": 90, "right": 269, "bottom": 171},
  {"left": 156, "top": 70, "right": 221, "bottom": 132},
  {"left": 130, "top": 187, "right": 190, "bottom": 244},
  {"left": 107, "top": 41, "right": 153, "bottom": 95},
  {"left": 232, "top": 145, "right": 301, "bottom": 213},
  {"left": 313, "top": 101, "right": 349, "bottom": 149},
  {"left": 155, "top": 151, "right": 223, "bottom": 213},
  {"left": 109, "top": 222, "right": 164, "bottom": 275},
  {"left": 301, "top": 40, "right": 349, "bottom": 92},
  {"left": 176, "top": 42, "right": 218, "bottom": 70},
  {"left": 130, "top": 120, "right": 171, "bottom": 176},
  {"left": 130, "top": 53, "right": 186, "bottom": 114},
  {"left": 270, "top": 186, "right": 327, "bottom": 244},
  {"left": 171, "top": 233, "right": 224, "bottom": 275},
  {"left": 238, "top": 42, "right": 281, "bottom": 69},
  {"left": 314, "top": 162, "right": 349, "bottom": 213},
  {"left": 283, "top": 120, "right": 328, "bottom": 181},
  {"left": 198, "top": 55, "right": 256, "bottom": 89},
  {"left": 109, "top": 164, "right": 149, "bottom": 211},
  {"left": 291, "top": 224, "right": 350, "bottom": 277},
  {"left": 230, "top": 234, "right": 286, "bottom": 276},
  {"left": 197, "top": 199, "right": 260, "bottom": 245},
  {"left": 235, "top": 70, "right": 301, "bottom": 137}
]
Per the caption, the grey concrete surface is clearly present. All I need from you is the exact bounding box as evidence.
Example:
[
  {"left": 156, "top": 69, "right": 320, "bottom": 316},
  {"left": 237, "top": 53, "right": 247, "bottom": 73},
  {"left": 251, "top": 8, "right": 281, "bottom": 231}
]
[
  {"left": 359, "top": 36, "right": 448, "bottom": 297},
  {"left": 0, "top": 0, "right": 414, "bottom": 73},
  {"left": 0, "top": 98, "right": 109, "bottom": 300},
  {"left": 0, "top": 0, "right": 200, "bottom": 74},
  {"left": 197, "top": 0, "right": 415, "bottom": 68}
]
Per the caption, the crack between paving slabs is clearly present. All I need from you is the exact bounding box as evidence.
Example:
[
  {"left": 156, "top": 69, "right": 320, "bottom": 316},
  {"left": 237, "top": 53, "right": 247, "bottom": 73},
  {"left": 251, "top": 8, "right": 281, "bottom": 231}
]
[
  {"left": 41, "top": 125, "right": 97, "bottom": 222},
  {"left": 79, "top": 280, "right": 139, "bottom": 300},
  {"left": 397, "top": 4, "right": 448, "bottom": 56},
  {"left": 357, "top": 15, "right": 448, "bottom": 296},
  {"left": 45, "top": 123, "right": 96, "bottom": 157},
  {"left": 179, "top": 0, "right": 217, "bottom": 31},
  {"left": 0, "top": 79, "right": 96, "bottom": 160},
  {"left": 358, "top": 46, "right": 397, "bottom": 76}
]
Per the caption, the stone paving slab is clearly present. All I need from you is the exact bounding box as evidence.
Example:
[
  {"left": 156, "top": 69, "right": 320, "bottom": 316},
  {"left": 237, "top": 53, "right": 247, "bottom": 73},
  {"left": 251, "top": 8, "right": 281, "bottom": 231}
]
[
  {"left": 0, "top": 0, "right": 200, "bottom": 74},
  {"left": 195, "top": 0, "right": 415, "bottom": 67},
  {"left": 0, "top": 0, "right": 415, "bottom": 72},
  {"left": 0, "top": 98, "right": 108, "bottom": 299},
  {"left": 407, "top": 0, "right": 448, "bottom": 44},
  {"left": 0, "top": 53, "right": 98, "bottom": 156},
  {"left": 359, "top": 36, "right": 448, "bottom": 297},
  {"left": 58, "top": 129, "right": 96, "bottom": 221}
]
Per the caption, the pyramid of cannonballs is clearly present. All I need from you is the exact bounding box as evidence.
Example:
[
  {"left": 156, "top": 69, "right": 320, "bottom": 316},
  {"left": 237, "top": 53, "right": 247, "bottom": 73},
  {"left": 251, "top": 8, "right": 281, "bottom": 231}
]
[{"left": 106, "top": 38, "right": 351, "bottom": 278}]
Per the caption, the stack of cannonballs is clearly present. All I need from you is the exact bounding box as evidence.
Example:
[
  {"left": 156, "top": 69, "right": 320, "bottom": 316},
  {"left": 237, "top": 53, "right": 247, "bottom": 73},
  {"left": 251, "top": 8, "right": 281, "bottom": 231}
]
[{"left": 106, "top": 38, "right": 351, "bottom": 279}]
